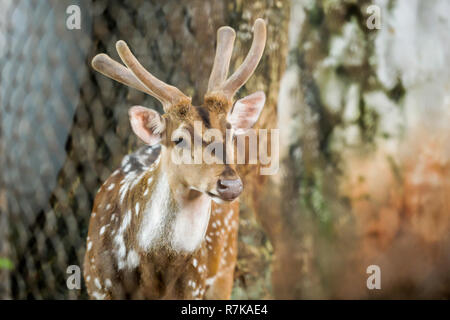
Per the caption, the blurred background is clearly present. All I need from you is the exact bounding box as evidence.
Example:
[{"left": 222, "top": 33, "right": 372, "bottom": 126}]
[{"left": 0, "top": 0, "right": 449, "bottom": 299}]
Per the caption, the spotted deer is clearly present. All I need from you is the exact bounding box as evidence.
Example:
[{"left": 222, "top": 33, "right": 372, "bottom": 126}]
[{"left": 83, "top": 19, "right": 267, "bottom": 299}]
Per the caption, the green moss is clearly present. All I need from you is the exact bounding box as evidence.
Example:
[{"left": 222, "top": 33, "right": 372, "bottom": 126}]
[
  {"left": 299, "top": 169, "right": 333, "bottom": 236},
  {"left": 358, "top": 98, "right": 379, "bottom": 144},
  {"left": 0, "top": 257, "right": 14, "bottom": 270},
  {"left": 306, "top": 3, "right": 324, "bottom": 27}
]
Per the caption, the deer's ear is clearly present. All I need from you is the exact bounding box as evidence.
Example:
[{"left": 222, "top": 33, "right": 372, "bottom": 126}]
[
  {"left": 227, "top": 91, "right": 266, "bottom": 135},
  {"left": 129, "top": 106, "right": 165, "bottom": 145}
]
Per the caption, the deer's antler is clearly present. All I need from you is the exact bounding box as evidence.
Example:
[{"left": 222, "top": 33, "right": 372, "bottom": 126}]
[
  {"left": 92, "top": 53, "right": 151, "bottom": 95},
  {"left": 207, "top": 18, "right": 267, "bottom": 101},
  {"left": 92, "top": 41, "right": 190, "bottom": 112}
]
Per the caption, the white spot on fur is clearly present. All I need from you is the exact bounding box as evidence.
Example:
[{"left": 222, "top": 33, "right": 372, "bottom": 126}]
[
  {"left": 127, "top": 250, "right": 140, "bottom": 269},
  {"left": 105, "top": 279, "right": 112, "bottom": 288},
  {"left": 92, "top": 291, "right": 106, "bottom": 300},
  {"left": 192, "top": 288, "right": 200, "bottom": 297},
  {"left": 100, "top": 225, "right": 107, "bottom": 236},
  {"left": 107, "top": 183, "right": 115, "bottom": 191},
  {"left": 114, "top": 210, "right": 132, "bottom": 270},
  {"left": 87, "top": 241, "right": 92, "bottom": 251},
  {"left": 121, "top": 156, "right": 130, "bottom": 167},
  {"left": 225, "top": 210, "right": 234, "bottom": 223},
  {"left": 118, "top": 170, "right": 145, "bottom": 204},
  {"left": 94, "top": 278, "right": 102, "bottom": 290},
  {"left": 192, "top": 258, "right": 198, "bottom": 268},
  {"left": 135, "top": 203, "right": 140, "bottom": 216}
]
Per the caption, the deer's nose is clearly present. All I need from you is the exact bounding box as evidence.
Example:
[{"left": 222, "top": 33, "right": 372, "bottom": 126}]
[{"left": 217, "top": 178, "right": 243, "bottom": 201}]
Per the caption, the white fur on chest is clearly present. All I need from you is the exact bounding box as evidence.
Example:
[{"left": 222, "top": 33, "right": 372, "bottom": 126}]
[
  {"left": 170, "top": 196, "right": 211, "bottom": 252},
  {"left": 138, "top": 172, "right": 211, "bottom": 253}
]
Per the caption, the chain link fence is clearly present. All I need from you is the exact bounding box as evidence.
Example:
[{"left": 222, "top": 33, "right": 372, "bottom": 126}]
[
  {"left": 0, "top": 0, "right": 274, "bottom": 299},
  {"left": 0, "top": 0, "right": 93, "bottom": 299}
]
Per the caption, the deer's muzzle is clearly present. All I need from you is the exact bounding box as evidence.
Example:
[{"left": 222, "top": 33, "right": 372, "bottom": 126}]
[{"left": 216, "top": 178, "right": 243, "bottom": 201}]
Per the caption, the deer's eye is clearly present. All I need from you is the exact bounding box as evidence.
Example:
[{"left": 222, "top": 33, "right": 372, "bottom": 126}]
[
  {"left": 175, "top": 137, "right": 184, "bottom": 146},
  {"left": 174, "top": 136, "right": 191, "bottom": 149}
]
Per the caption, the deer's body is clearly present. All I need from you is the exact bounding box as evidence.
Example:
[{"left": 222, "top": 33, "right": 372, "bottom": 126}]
[
  {"left": 84, "top": 19, "right": 266, "bottom": 299},
  {"left": 84, "top": 145, "right": 238, "bottom": 299}
]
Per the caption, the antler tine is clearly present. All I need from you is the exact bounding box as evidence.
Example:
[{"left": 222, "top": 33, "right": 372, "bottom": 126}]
[
  {"left": 207, "top": 26, "right": 236, "bottom": 93},
  {"left": 221, "top": 18, "right": 267, "bottom": 99},
  {"left": 115, "top": 40, "right": 190, "bottom": 111},
  {"left": 92, "top": 54, "right": 154, "bottom": 95}
]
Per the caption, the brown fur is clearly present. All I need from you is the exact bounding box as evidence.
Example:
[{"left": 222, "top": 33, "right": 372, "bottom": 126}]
[
  {"left": 84, "top": 161, "right": 240, "bottom": 299},
  {"left": 166, "top": 97, "right": 194, "bottom": 120},
  {"left": 204, "top": 94, "right": 233, "bottom": 114}
]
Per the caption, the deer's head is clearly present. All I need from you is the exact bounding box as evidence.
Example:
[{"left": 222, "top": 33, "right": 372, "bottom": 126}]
[{"left": 92, "top": 19, "right": 267, "bottom": 202}]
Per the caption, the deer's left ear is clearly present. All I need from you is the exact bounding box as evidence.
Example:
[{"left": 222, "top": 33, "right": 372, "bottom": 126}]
[{"left": 227, "top": 91, "right": 266, "bottom": 135}]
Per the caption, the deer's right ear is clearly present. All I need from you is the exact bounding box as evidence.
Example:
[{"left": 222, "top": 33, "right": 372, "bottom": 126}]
[{"left": 129, "top": 106, "right": 165, "bottom": 145}]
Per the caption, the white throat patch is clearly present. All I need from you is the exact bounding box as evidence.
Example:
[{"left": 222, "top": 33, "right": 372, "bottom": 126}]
[
  {"left": 171, "top": 195, "right": 211, "bottom": 252},
  {"left": 138, "top": 171, "right": 211, "bottom": 253}
]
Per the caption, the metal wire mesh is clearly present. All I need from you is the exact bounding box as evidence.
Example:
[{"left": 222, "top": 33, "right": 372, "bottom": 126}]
[{"left": 0, "top": 0, "right": 91, "bottom": 299}]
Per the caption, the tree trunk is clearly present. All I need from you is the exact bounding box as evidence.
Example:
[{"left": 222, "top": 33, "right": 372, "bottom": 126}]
[{"left": 274, "top": 0, "right": 450, "bottom": 299}]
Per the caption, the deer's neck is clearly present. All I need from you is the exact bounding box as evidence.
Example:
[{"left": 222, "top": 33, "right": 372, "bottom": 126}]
[{"left": 136, "top": 152, "right": 211, "bottom": 254}]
